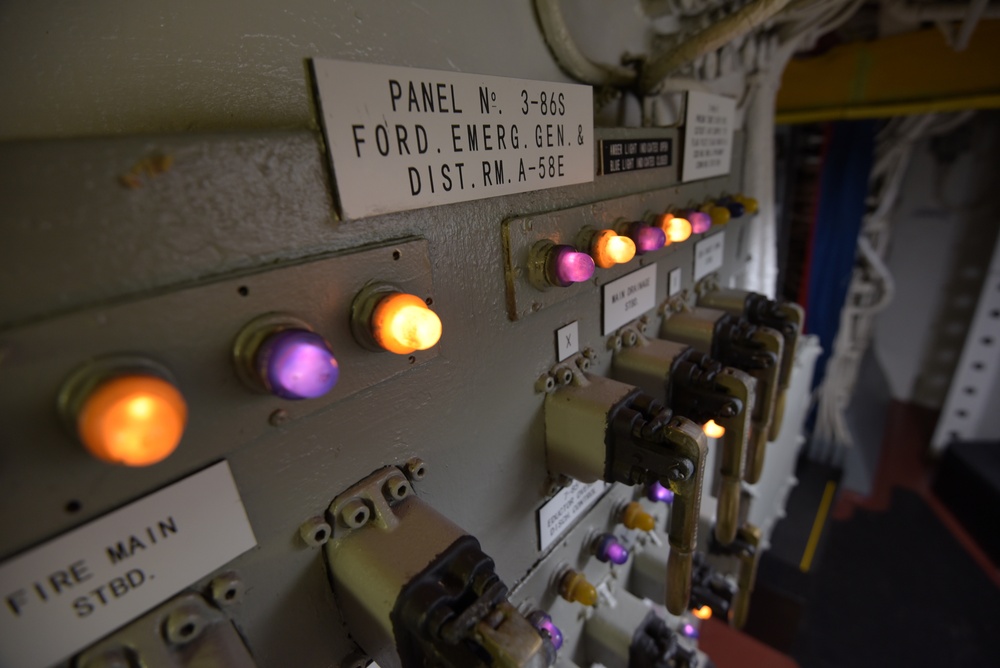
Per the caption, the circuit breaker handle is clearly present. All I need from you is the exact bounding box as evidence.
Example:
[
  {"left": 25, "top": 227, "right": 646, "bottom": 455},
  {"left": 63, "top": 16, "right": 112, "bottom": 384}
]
[
  {"left": 743, "top": 327, "right": 783, "bottom": 484},
  {"left": 731, "top": 523, "right": 763, "bottom": 629},
  {"left": 657, "top": 419, "right": 708, "bottom": 616},
  {"left": 712, "top": 368, "right": 755, "bottom": 545}
]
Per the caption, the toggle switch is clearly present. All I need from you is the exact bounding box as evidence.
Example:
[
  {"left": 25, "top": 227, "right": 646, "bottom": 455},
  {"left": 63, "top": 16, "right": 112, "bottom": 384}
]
[
  {"left": 352, "top": 283, "right": 442, "bottom": 355},
  {"left": 661, "top": 308, "right": 783, "bottom": 484},
  {"left": 233, "top": 315, "right": 339, "bottom": 400},
  {"left": 544, "top": 373, "right": 707, "bottom": 614},
  {"left": 59, "top": 359, "right": 187, "bottom": 466},
  {"left": 617, "top": 220, "right": 666, "bottom": 255},
  {"left": 558, "top": 569, "right": 598, "bottom": 607},
  {"left": 528, "top": 240, "right": 596, "bottom": 289},
  {"left": 579, "top": 227, "right": 636, "bottom": 268},
  {"left": 592, "top": 533, "right": 630, "bottom": 565},
  {"left": 698, "top": 287, "right": 805, "bottom": 441},
  {"left": 687, "top": 210, "right": 713, "bottom": 234},
  {"left": 613, "top": 332, "right": 755, "bottom": 544}
]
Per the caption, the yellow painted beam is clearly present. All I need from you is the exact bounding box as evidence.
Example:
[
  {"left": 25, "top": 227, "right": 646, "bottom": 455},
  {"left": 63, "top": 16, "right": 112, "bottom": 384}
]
[{"left": 777, "top": 21, "right": 1000, "bottom": 122}]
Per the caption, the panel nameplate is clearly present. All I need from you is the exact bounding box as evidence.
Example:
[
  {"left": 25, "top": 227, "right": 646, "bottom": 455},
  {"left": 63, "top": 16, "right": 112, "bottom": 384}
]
[
  {"left": 694, "top": 232, "right": 726, "bottom": 280},
  {"left": 312, "top": 59, "right": 595, "bottom": 218},
  {"left": 682, "top": 92, "right": 736, "bottom": 182},
  {"left": 538, "top": 480, "right": 610, "bottom": 552},
  {"left": 0, "top": 462, "right": 256, "bottom": 668},
  {"left": 602, "top": 264, "right": 658, "bottom": 335}
]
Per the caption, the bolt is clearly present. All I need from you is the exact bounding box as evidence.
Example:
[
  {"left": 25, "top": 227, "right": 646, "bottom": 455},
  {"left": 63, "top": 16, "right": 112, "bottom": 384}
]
[
  {"left": 298, "top": 517, "right": 332, "bottom": 548},
  {"left": 269, "top": 409, "right": 289, "bottom": 426},
  {"left": 209, "top": 572, "right": 245, "bottom": 607},
  {"left": 583, "top": 348, "right": 597, "bottom": 360},
  {"left": 164, "top": 604, "right": 206, "bottom": 646},
  {"left": 624, "top": 330, "right": 638, "bottom": 346},
  {"left": 384, "top": 474, "right": 411, "bottom": 502},
  {"left": 576, "top": 356, "right": 591, "bottom": 372},
  {"left": 535, "top": 373, "right": 555, "bottom": 393},
  {"left": 555, "top": 365, "right": 574, "bottom": 385},
  {"left": 340, "top": 499, "right": 370, "bottom": 529},
  {"left": 404, "top": 458, "right": 427, "bottom": 481},
  {"left": 667, "top": 462, "right": 693, "bottom": 482}
]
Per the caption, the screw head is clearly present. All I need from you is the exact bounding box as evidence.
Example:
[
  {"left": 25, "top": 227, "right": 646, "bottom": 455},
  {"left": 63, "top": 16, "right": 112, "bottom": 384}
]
[
  {"left": 404, "top": 458, "right": 427, "bottom": 481},
  {"left": 164, "top": 605, "right": 206, "bottom": 646},
  {"left": 298, "top": 517, "right": 332, "bottom": 548},
  {"left": 340, "top": 499, "right": 371, "bottom": 529},
  {"left": 384, "top": 475, "right": 411, "bottom": 502},
  {"left": 209, "top": 572, "right": 245, "bottom": 607}
]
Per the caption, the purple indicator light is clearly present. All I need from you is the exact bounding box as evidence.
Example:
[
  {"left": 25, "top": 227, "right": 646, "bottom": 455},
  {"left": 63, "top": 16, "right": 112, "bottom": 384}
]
[
  {"left": 594, "top": 533, "right": 630, "bottom": 565},
  {"left": 682, "top": 623, "right": 699, "bottom": 639},
  {"left": 647, "top": 481, "right": 675, "bottom": 504},
  {"left": 257, "top": 329, "right": 339, "bottom": 400},
  {"left": 533, "top": 613, "right": 564, "bottom": 650},
  {"left": 628, "top": 223, "right": 667, "bottom": 254},
  {"left": 549, "top": 244, "right": 596, "bottom": 287},
  {"left": 688, "top": 211, "right": 712, "bottom": 234}
]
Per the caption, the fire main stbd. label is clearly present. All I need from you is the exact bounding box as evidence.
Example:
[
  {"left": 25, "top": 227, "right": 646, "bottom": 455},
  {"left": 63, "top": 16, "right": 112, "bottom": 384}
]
[{"left": 312, "top": 59, "right": 595, "bottom": 219}]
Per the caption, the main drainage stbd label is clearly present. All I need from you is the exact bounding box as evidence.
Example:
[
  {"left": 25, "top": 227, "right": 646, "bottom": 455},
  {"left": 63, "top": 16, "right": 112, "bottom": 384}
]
[
  {"left": 538, "top": 480, "right": 610, "bottom": 551},
  {"left": 312, "top": 59, "right": 594, "bottom": 219},
  {"left": 0, "top": 462, "right": 257, "bottom": 668}
]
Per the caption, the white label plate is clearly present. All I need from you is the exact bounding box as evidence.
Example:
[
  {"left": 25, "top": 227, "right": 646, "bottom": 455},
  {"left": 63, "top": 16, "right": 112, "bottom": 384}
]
[
  {"left": 556, "top": 321, "right": 580, "bottom": 362},
  {"left": 602, "top": 264, "right": 658, "bottom": 335},
  {"left": 668, "top": 267, "right": 682, "bottom": 297},
  {"left": 538, "top": 480, "right": 610, "bottom": 551},
  {"left": 0, "top": 462, "right": 257, "bottom": 668},
  {"left": 682, "top": 91, "right": 736, "bottom": 182},
  {"left": 312, "top": 59, "right": 595, "bottom": 218},
  {"left": 694, "top": 232, "right": 725, "bottom": 281}
]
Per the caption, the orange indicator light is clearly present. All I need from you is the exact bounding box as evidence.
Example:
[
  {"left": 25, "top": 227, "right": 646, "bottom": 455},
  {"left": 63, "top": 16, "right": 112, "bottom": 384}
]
[
  {"left": 372, "top": 292, "right": 442, "bottom": 354},
  {"left": 77, "top": 375, "right": 187, "bottom": 466},
  {"left": 703, "top": 419, "right": 726, "bottom": 439},
  {"left": 621, "top": 501, "right": 656, "bottom": 532},
  {"left": 693, "top": 605, "right": 713, "bottom": 620},
  {"left": 591, "top": 229, "right": 636, "bottom": 268},
  {"left": 659, "top": 214, "right": 693, "bottom": 243}
]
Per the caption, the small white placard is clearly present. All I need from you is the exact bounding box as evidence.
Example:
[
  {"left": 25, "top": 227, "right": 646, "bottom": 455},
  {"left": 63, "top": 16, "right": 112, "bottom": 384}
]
[
  {"left": 0, "top": 462, "right": 257, "bottom": 668},
  {"left": 556, "top": 321, "right": 580, "bottom": 362},
  {"left": 312, "top": 59, "right": 595, "bottom": 219},
  {"left": 694, "top": 233, "right": 725, "bottom": 281},
  {"left": 538, "top": 480, "right": 610, "bottom": 551},
  {"left": 602, "top": 264, "right": 658, "bottom": 335},
  {"left": 668, "top": 267, "right": 682, "bottom": 297},
  {"left": 682, "top": 91, "right": 736, "bottom": 182}
]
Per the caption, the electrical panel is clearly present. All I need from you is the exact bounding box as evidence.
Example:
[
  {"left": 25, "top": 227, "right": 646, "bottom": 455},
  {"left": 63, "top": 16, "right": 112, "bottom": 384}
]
[{"left": 0, "top": 11, "right": 817, "bottom": 664}]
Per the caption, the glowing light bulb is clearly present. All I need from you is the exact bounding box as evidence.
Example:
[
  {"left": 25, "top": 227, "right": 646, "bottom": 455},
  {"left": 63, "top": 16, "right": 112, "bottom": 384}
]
[
  {"left": 703, "top": 419, "right": 726, "bottom": 439},
  {"left": 372, "top": 293, "right": 442, "bottom": 354},
  {"left": 591, "top": 229, "right": 636, "bottom": 268},
  {"left": 621, "top": 501, "right": 656, "bottom": 532},
  {"left": 659, "top": 214, "right": 692, "bottom": 243},
  {"left": 593, "top": 533, "right": 630, "bottom": 565},
  {"left": 692, "top": 605, "right": 713, "bottom": 620},
  {"left": 688, "top": 210, "right": 712, "bottom": 234},
  {"left": 627, "top": 223, "right": 666, "bottom": 254},
  {"left": 548, "top": 244, "right": 596, "bottom": 287},
  {"left": 531, "top": 613, "right": 564, "bottom": 650},
  {"left": 682, "top": 623, "right": 700, "bottom": 639},
  {"left": 256, "top": 329, "right": 339, "bottom": 400},
  {"left": 77, "top": 375, "right": 187, "bottom": 466},
  {"left": 647, "top": 480, "right": 675, "bottom": 504}
]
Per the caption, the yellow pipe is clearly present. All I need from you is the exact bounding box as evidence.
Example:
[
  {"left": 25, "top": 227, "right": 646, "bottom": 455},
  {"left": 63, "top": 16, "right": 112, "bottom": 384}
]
[{"left": 777, "top": 94, "right": 1000, "bottom": 124}]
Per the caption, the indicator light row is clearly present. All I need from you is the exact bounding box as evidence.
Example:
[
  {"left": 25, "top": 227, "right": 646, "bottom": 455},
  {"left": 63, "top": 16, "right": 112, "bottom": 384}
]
[
  {"left": 60, "top": 285, "right": 442, "bottom": 468},
  {"left": 532, "top": 194, "right": 758, "bottom": 289}
]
